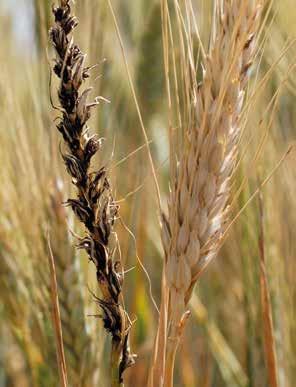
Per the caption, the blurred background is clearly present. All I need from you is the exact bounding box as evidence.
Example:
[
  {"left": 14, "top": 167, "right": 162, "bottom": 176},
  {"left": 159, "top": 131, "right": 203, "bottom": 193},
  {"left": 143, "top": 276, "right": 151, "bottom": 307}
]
[{"left": 0, "top": 0, "right": 295, "bottom": 386}]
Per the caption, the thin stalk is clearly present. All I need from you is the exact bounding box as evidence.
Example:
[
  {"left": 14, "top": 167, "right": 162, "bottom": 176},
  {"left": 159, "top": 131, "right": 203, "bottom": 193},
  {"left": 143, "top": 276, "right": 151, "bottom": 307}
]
[
  {"left": 164, "top": 335, "right": 178, "bottom": 387},
  {"left": 258, "top": 191, "right": 279, "bottom": 387},
  {"left": 164, "top": 311, "right": 190, "bottom": 387},
  {"left": 47, "top": 234, "right": 68, "bottom": 387}
]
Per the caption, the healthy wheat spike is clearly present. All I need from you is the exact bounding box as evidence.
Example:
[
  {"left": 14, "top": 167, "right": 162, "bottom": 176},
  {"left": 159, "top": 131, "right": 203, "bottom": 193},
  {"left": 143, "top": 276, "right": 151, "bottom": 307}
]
[
  {"left": 162, "top": 1, "right": 262, "bottom": 385},
  {"left": 49, "top": 1, "right": 136, "bottom": 385}
]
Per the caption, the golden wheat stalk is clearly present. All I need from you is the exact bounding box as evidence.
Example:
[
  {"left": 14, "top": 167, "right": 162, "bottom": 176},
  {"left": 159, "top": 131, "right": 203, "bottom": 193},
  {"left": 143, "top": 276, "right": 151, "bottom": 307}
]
[
  {"left": 258, "top": 191, "right": 279, "bottom": 387},
  {"left": 158, "top": 1, "right": 262, "bottom": 385},
  {"left": 49, "top": 1, "right": 136, "bottom": 385}
]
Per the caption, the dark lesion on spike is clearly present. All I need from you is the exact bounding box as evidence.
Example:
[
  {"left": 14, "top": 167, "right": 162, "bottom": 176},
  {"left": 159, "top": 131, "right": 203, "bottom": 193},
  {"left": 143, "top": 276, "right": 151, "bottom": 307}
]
[
  {"left": 244, "top": 33, "right": 255, "bottom": 50},
  {"left": 96, "top": 198, "right": 113, "bottom": 245},
  {"left": 106, "top": 260, "right": 122, "bottom": 303},
  {"left": 84, "top": 135, "right": 104, "bottom": 164},
  {"left": 88, "top": 183, "right": 106, "bottom": 207},
  {"left": 90, "top": 167, "right": 107, "bottom": 185},
  {"left": 241, "top": 61, "right": 252, "bottom": 77},
  {"left": 52, "top": 3, "right": 78, "bottom": 35},
  {"left": 49, "top": 26, "right": 68, "bottom": 59},
  {"left": 76, "top": 236, "right": 108, "bottom": 272},
  {"left": 63, "top": 114, "right": 83, "bottom": 140},
  {"left": 62, "top": 153, "right": 87, "bottom": 186},
  {"left": 53, "top": 61, "right": 63, "bottom": 78},
  {"left": 65, "top": 198, "right": 94, "bottom": 231},
  {"left": 96, "top": 299, "right": 123, "bottom": 340},
  {"left": 59, "top": 88, "right": 78, "bottom": 114},
  {"left": 56, "top": 120, "right": 84, "bottom": 157}
]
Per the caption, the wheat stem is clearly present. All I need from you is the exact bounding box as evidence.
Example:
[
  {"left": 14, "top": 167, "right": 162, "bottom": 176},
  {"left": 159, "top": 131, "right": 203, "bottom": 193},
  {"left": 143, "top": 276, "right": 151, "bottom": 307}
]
[{"left": 163, "top": 337, "right": 178, "bottom": 387}]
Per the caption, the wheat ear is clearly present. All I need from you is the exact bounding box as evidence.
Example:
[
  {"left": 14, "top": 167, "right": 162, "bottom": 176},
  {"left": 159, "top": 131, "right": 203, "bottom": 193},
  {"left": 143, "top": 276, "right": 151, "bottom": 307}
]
[
  {"left": 49, "top": 1, "right": 136, "bottom": 385},
  {"left": 161, "top": 1, "right": 262, "bottom": 385}
]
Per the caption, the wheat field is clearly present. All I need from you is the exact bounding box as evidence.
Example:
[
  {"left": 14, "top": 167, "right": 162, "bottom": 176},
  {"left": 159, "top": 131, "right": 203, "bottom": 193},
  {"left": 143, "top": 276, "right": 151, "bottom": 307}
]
[{"left": 0, "top": 1, "right": 295, "bottom": 386}]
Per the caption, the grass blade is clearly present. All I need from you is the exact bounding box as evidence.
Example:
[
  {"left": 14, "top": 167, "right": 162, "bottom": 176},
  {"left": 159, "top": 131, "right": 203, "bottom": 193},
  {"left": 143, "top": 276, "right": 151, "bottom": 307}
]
[
  {"left": 258, "top": 191, "right": 278, "bottom": 387},
  {"left": 47, "top": 233, "right": 68, "bottom": 387}
]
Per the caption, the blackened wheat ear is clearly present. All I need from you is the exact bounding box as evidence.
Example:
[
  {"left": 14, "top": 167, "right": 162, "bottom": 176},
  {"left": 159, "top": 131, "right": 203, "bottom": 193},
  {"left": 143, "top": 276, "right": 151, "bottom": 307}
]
[{"left": 49, "top": 1, "right": 136, "bottom": 385}]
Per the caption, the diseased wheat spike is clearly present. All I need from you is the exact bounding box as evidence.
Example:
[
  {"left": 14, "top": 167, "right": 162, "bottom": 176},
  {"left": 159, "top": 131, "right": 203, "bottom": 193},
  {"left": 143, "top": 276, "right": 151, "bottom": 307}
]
[
  {"left": 49, "top": 1, "right": 136, "bottom": 385},
  {"left": 162, "top": 1, "right": 261, "bottom": 385}
]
